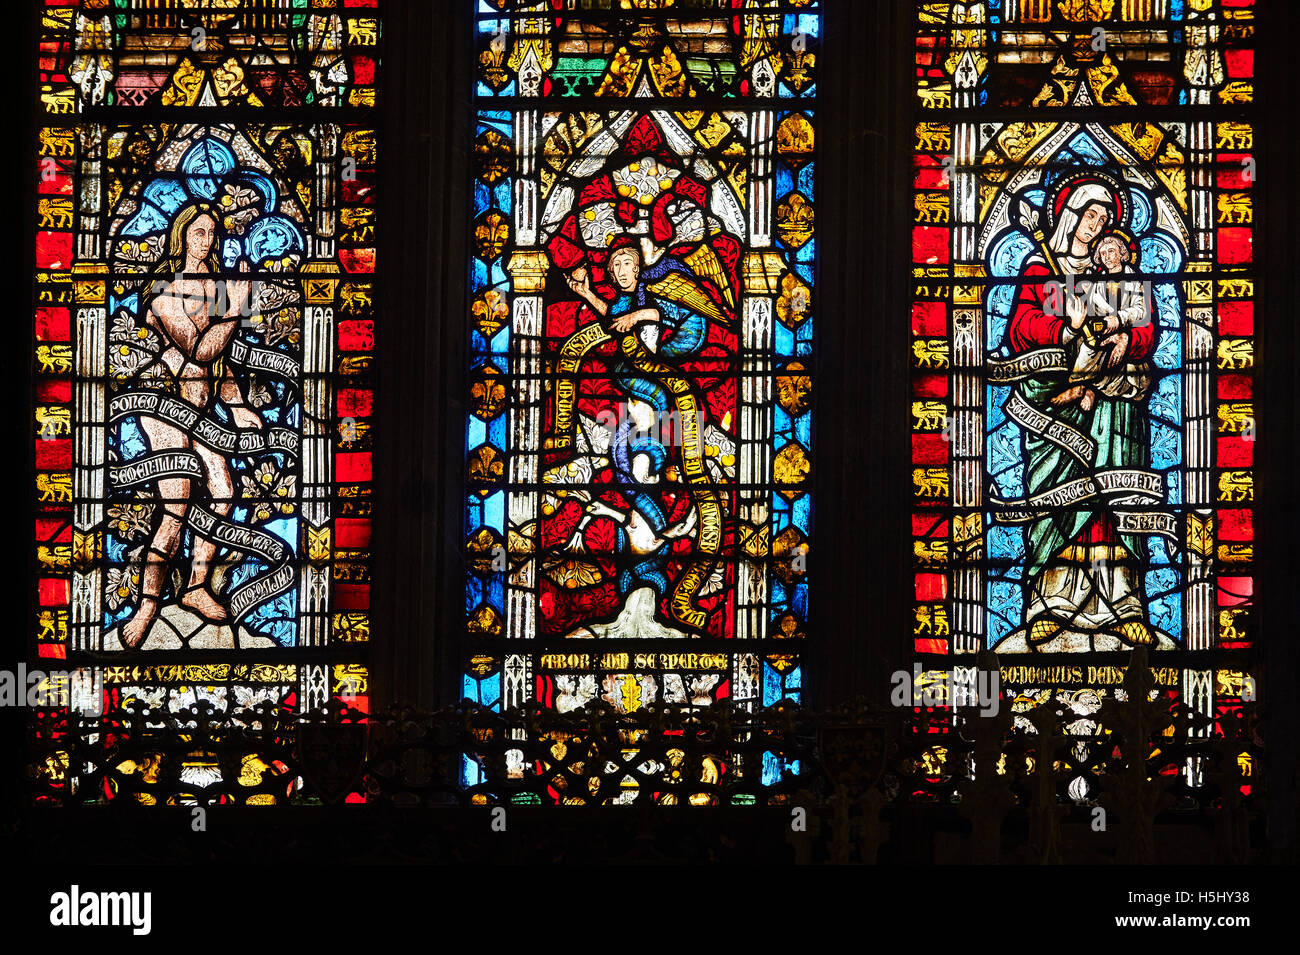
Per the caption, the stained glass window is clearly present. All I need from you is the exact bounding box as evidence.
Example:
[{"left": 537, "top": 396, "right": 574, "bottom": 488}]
[
  {"left": 31, "top": 0, "right": 379, "bottom": 781},
  {"left": 464, "top": 2, "right": 819, "bottom": 771},
  {"left": 911, "top": 1, "right": 1255, "bottom": 761}
]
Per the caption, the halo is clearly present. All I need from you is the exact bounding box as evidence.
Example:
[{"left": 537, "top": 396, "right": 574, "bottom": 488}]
[
  {"left": 1110, "top": 227, "right": 1139, "bottom": 257},
  {"left": 1090, "top": 227, "right": 1138, "bottom": 254},
  {"left": 1046, "top": 170, "right": 1130, "bottom": 234}
]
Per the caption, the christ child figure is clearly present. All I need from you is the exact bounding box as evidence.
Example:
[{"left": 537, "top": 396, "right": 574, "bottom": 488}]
[{"left": 1066, "top": 231, "right": 1154, "bottom": 406}]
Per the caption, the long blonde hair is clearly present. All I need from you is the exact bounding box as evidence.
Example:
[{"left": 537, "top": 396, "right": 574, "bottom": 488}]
[{"left": 151, "top": 201, "right": 222, "bottom": 284}]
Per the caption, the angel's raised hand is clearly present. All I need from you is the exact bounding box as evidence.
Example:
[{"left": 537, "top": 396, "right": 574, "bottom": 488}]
[{"left": 566, "top": 266, "right": 589, "bottom": 293}]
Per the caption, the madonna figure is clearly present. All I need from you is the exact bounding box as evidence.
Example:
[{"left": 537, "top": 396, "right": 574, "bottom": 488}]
[{"left": 1003, "top": 176, "right": 1159, "bottom": 649}]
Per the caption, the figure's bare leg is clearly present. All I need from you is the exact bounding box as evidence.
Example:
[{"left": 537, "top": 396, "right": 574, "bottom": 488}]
[
  {"left": 220, "top": 370, "right": 262, "bottom": 431},
  {"left": 121, "top": 607, "right": 156, "bottom": 651},
  {"left": 181, "top": 441, "right": 233, "bottom": 621},
  {"left": 121, "top": 420, "right": 190, "bottom": 649}
]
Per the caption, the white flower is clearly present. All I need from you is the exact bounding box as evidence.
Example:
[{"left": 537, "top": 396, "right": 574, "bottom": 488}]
[
  {"left": 247, "top": 379, "right": 273, "bottom": 408},
  {"left": 613, "top": 156, "right": 678, "bottom": 207},
  {"left": 104, "top": 566, "right": 139, "bottom": 611},
  {"left": 578, "top": 201, "right": 621, "bottom": 249},
  {"left": 241, "top": 462, "right": 297, "bottom": 521},
  {"left": 113, "top": 235, "right": 162, "bottom": 268}
]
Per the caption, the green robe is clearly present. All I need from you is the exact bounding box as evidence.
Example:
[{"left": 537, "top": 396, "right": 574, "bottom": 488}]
[{"left": 1018, "top": 371, "right": 1150, "bottom": 579}]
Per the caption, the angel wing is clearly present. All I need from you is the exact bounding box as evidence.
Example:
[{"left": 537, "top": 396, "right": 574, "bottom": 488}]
[
  {"left": 683, "top": 244, "right": 735, "bottom": 308},
  {"left": 646, "top": 270, "right": 731, "bottom": 327}
]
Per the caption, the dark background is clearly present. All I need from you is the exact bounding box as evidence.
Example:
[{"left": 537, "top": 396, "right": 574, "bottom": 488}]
[{"left": 3, "top": 0, "right": 1296, "bottom": 871}]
